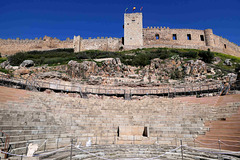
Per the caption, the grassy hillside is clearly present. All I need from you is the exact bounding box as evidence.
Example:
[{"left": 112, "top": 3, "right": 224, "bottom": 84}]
[{"left": 5, "top": 48, "right": 240, "bottom": 74}]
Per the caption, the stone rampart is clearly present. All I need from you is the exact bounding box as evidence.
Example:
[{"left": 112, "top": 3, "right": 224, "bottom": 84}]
[
  {"left": 73, "top": 36, "right": 121, "bottom": 52},
  {"left": 212, "top": 35, "right": 240, "bottom": 57},
  {"left": 142, "top": 27, "right": 240, "bottom": 57},
  {"left": 143, "top": 28, "right": 206, "bottom": 47},
  {"left": 0, "top": 36, "right": 73, "bottom": 56}
]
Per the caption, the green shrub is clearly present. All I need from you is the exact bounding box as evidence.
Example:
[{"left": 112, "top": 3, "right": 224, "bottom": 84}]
[
  {"left": 76, "top": 52, "right": 89, "bottom": 59},
  {"left": 0, "top": 57, "right": 7, "bottom": 63},
  {"left": 179, "top": 51, "right": 198, "bottom": 59},
  {"left": 0, "top": 68, "right": 10, "bottom": 74},
  {"left": 8, "top": 49, "right": 75, "bottom": 66},
  {"left": 132, "top": 53, "right": 150, "bottom": 66},
  {"left": 198, "top": 49, "right": 214, "bottom": 63},
  {"left": 206, "top": 75, "right": 213, "bottom": 79},
  {"left": 8, "top": 52, "right": 27, "bottom": 66}
]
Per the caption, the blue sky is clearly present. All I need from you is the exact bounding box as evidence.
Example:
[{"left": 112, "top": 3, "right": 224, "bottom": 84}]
[{"left": 0, "top": 0, "right": 239, "bottom": 45}]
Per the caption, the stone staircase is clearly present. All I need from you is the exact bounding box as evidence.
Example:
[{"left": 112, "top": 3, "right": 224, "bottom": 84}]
[{"left": 196, "top": 107, "right": 240, "bottom": 151}]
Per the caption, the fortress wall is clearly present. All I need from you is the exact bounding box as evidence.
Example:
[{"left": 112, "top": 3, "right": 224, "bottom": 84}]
[
  {"left": 212, "top": 35, "right": 240, "bottom": 57},
  {"left": 141, "top": 28, "right": 240, "bottom": 57},
  {"left": 81, "top": 38, "right": 108, "bottom": 51},
  {"left": 74, "top": 37, "right": 121, "bottom": 52},
  {"left": 0, "top": 37, "right": 73, "bottom": 56},
  {"left": 143, "top": 28, "right": 206, "bottom": 47}
]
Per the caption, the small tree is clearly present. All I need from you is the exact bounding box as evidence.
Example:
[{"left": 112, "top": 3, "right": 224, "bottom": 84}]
[{"left": 198, "top": 49, "right": 214, "bottom": 63}]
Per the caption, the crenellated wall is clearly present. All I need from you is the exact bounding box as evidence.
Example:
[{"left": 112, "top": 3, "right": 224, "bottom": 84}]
[
  {"left": 143, "top": 28, "right": 206, "bottom": 47},
  {"left": 119, "top": 12, "right": 240, "bottom": 57},
  {"left": 140, "top": 26, "right": 240, "bottom": 57},
  {"left": 1, "top": 12, "right": 239, "bottom": 57},
  {"left": 0, "top": 36, "right": 73, "bottom": 56},
  {"left": 73, "top": 36, "right": 122, "bottom": 52}
]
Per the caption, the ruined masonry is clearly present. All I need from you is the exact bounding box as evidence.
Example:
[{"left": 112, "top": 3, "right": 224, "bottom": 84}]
[
  {"left": 74, "top": 12, "right": 240, "bottom": 57},
  {"left": 0, "top": 13, "right": 239, "bottom": 57}
]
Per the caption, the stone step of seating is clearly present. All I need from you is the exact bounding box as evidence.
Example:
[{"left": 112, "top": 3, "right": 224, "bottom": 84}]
[
  {"left": 0, "top": 130, "right": 61, "bottom": 136},
  {"left": 207, "top": 123, "right": 240, "bottom": 128},
  {"left": 208, "top": 126, "right": 240, "bottom": 131},
  {"left": 0, "top": 133, "right": 69, "bottom": 143},
  {"left": 1, "top": 137, "right": 71, "bottom": 156},
  {"left": 204, "top": 130, "right": 240, "bottom": 136},
  {"left": 0, "top": 125, "right": 62, "bottom": 131},
  {"left": 8, "top": 146, "right": 27, "bottom": 155},
  {"left": 198, "top": 135, "right": 240, "bottom": 141},
  {"left": 196, "top": 139, "right": 240, "bottom": 151},
  {"left": 37, "top": 145, "right": 239, "bottom": 160},
  {"left": 197, "top": 144, "right": 240, "bottom": 151},
  {"left": 196, "top": 138, "right": 240, "bottom": 145}
]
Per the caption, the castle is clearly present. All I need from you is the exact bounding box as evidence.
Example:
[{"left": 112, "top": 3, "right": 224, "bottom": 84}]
[
  {"left": 0, "top": 12, "right": 239, "bottom": 57},
  {"left": 73, "top": 12, "right": 240, "bottom": 57}
]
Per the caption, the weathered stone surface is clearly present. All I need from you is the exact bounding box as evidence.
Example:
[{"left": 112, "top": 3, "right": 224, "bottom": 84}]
[
  {"left": 67, "top": 60, "right": 98, "bottom": 78},
  {"left": 213, "top": 57, "right": 221, "bottom": 64},
  {"left": 38, "top": 71, "right": 70, "bottom": 81},
  {"left": 27, "top": 143, "right": 38, "bottom": 157},
  {"left": 67, "top": 58, "right": 130, "bottom": 81},
  {"left": 224, "top": 59, "right": 232, "bottom": 66},
  {"left": 87, "top": 76, "right": 102, "bottom": 85},
  {"left": 13, "top": 68, "right": 30, "bottom": 75},
  {"left": 20, "top": 60, "right": 34, "bottom": 68},
  {"left": 0, "top": 60, "right": 11, "bottom": 69}
]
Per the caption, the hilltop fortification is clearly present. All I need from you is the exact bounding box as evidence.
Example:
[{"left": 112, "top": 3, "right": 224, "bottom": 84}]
[
  {"left": 0, "top": 36, "right": 72, "bottom": 56},
  {"left": 0, "top": 13, "right": 239, "bottom": 57},
  {"left": 74, "top": 13, "right": 240, "bottom": 57}
]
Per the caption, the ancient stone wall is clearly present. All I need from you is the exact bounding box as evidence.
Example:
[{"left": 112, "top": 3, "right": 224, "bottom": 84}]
[
  {"left": 143, "top": 28, "right": 206, "bottom": 47},
  {"left": 141, "top": 27, "right": 240, "bottom": 57},
  {"left": 0, "top": 36, "right": 73, "bottom": 56},
  {"left": 73, "top": 36, "right": 121, "bottom": 52},
  {"left": 73, "top": 13, "right": 240, "bottom": 57},
  {"left": 1, "top": 12, "right": 239, "bottom": 57},
  {"left": 212, "top": 35, "right": 240, "bottom": 57}
]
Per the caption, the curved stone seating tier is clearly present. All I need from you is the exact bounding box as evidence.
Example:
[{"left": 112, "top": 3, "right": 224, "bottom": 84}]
[
  {"left": 0, "top": 74, "right": 222, "bottom": 98},
  {"left": 196, "top": 107, "right": 240, "bottom": 151},
  {"left": 0, "top": 86, "right": 239, "bottom": 156},
  {"left": 39, "top": 145, "right": 240, "bottom": 160}
]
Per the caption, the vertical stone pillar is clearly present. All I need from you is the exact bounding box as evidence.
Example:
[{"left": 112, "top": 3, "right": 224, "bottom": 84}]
[
  {"left": 204, "top": 29, "right": 215, "bottom": 47},
  {"left": 73, "top": 35, "right": 81, "bottom": 52}
]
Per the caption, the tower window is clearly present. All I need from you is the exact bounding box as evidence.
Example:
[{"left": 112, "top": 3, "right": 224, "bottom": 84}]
[
  {"left": 155, "top": 34, "right": 159, "bottom": 40},
  {"left": 224, "top": 44, "right": 227, "bottom": 48},
  {"left": 173, "top": 34, "right": 177, "bottom": 40},
  {"left": 187, "top": 34, "right": 192, "bottom": 40},
  {"left": 142, "top": 127, "right": 149, "bottom": 137},
  {"left": 200, "top": 35, "right": 204, "bottom": 41}
]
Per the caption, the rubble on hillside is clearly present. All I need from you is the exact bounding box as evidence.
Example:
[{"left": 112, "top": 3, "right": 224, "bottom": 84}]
[{"left": 1, "top": 56, "right": 238, "bottom": 87}]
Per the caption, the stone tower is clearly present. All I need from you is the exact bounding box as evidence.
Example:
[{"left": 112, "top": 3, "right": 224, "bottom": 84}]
[
  {"left": 124, "top": 13, "right": 143, "bottom": 46},
  {"left": 73, "top": 35, "right": 81, "bottom": 52},
  {"left": 204, "top": 29, "right": 215, "bottom": 47}
]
